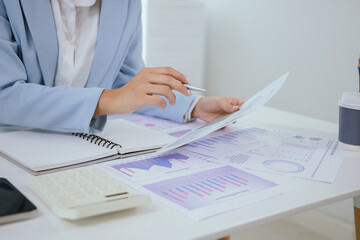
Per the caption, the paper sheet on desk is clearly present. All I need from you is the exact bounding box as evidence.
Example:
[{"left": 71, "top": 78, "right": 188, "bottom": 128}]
[
  {"left": 156, "top": 72, "right": 289, "bottom": 155},
  {"left": 179, "top": 123, "right": 345, "bottom": 183},
  {"left": 234, "top": 129, "right": 345, "bottom": 183},
  {"left": 99, "top": 149, "right": 292, "bottom": 220}
]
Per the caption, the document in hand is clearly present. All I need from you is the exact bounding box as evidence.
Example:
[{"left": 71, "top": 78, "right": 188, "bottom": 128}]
[{"left": 156, "top": 72, "right": 289, "bottom": 154}]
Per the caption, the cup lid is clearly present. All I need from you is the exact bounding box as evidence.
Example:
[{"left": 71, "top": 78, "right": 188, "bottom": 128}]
[{"left": 338, "top": 92, "right": 360, "bottom": 110}]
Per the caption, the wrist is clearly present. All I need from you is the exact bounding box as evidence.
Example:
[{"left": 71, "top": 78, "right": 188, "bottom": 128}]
[
  {"left": 183, "top": 96, "right": 202, "bottom": 122},
  {"left": 191, "top": 97, "right": 204, "bottom": 119},
  {"left": 94, "top": 89, "right": 114, "bottom": 117},
  {"left": 191, "top": 106, "right": 199, "bottom": 119}
]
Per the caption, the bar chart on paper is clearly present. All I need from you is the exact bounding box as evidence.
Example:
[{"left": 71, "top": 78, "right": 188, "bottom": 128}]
[
  {"left": 104, "top": 151, "right": 221, "bottom": 183},
  {"left": 143, "top": 166, "right": 278, "bottom": 210},
  {"left": 183, "top": 127, "right": 272, "bottom": 156}
]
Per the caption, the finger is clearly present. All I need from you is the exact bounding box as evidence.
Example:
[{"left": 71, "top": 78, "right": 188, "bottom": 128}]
[
  {"left": 145, "top": 96, "right": 167, "bottom": 109},
  {"left": 226, "top": 97, "right": 245, "bottom": 107},
  {"left": 148, "top": 67, "right": 189, "bottom": 84},
  {"left": 148, "top": 73, "right": 191, "bottom": 97},
  {"left": 146, "top": 85, "right": 176, "bottom": 105}
]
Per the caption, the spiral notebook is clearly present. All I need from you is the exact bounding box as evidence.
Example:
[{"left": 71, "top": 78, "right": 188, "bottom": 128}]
[{"left": 0, "top": 119, "right": 174, "bottom": 175}]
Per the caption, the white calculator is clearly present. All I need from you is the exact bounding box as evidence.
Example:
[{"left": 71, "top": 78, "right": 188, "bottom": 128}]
[{"left": 30, "top": 168, "right": 150, "bottom": 220}]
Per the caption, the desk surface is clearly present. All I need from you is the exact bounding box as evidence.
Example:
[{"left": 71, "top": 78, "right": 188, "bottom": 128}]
[{"left": 1, "top": 107, "right": 360, "bottom": 240}]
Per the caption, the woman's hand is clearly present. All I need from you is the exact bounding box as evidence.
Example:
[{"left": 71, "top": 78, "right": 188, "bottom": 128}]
[
  {"left": 191, "top": 97, "right": 245, "bottom": 122},
  {"left": 94, "top": 67, "right": 191, "bottom": 116}
]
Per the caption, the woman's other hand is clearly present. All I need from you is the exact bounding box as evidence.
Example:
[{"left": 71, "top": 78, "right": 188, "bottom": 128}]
[{"left": 191, "top": 97, "right": 245, "bottom": 122}]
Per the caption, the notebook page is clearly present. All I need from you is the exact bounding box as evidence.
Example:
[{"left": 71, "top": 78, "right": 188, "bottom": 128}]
[
  {"left": 96, "top": 119, "right": 174, "bottom": 154},
  {"left": 0, "top": 130, "right": 117, "bottom": 171}
]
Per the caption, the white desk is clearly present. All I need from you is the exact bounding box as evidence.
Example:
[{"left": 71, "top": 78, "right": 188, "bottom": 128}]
[{"left": 1, "top": 107, "right": 360, "bottom": 240}]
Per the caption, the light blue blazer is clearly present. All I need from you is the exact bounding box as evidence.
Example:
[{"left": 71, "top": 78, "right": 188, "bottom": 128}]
[{"left": 0, "top": 0, "right": 196, "bottom": 133}]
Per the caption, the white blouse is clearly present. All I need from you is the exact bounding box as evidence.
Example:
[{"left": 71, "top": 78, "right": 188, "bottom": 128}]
[
  {"left": 50, "top": 0, "right": 199, "bottom": 121},
  {"left": 51, "top": 0, "right": 100, "bottom": 87}
]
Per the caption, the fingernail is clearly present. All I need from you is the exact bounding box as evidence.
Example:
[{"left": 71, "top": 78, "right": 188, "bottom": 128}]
[
  {"left": 186, "top": 77, "right": 191, "bottom": 84},
  {"left": 187, "top": 90, "right": 192, "bottom": 96},
  {"left": 233, "top": 105, "right": 240, "bottom": 109}
]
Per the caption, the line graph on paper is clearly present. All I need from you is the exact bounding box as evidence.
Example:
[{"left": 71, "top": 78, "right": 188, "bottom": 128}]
[
  {"left": 112, "top": 153, "right": 188, "bottom": 175},
  {"left": 102, "top": 151, "right": 221, "bottom": 183}
]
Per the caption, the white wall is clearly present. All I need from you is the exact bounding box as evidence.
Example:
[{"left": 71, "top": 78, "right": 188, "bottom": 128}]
[
  {"left": 142, "top": 0, "right": 206, "bottom": 88},
  {"left": 204, "top": 0, "right": 360, "bottom": 123},
  {"left": 204, "top": 0, "right": 360, "bottom": 224}
]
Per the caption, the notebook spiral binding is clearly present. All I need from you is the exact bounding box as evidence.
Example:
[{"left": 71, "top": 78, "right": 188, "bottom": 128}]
[{"left": 72, "top": 133, "right": 122, "bottom": 149}]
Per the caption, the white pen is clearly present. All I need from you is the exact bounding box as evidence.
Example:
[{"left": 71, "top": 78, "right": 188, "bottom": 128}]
[{"left": 184, "top": 84, "right": 207, "bottom": 92}]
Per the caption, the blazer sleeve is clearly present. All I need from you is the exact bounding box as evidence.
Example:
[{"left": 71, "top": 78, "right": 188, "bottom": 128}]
[
  {"left": 111, "top": 7, "right": 197, "bottom": 123},
  {"left": 0, "top": 2, "right": 105, "bottom": 134}
]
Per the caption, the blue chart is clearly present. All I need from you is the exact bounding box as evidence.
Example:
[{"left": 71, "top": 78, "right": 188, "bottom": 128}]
[
  {"left": 185, "top": 127, "right": 267, "bottom": 154},
  {"left": 143, "top": 165, "right": 277, "bottom": 210},
  {"left": 112, "top": 153, "right": 189, "bottom": 177},
  {"left": 108, "top": 151, "right": 220, "bottom": 183}
]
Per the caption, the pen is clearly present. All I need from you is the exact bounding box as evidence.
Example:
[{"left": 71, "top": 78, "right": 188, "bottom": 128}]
[{"left": 184, "top": 84, "right": 207, "bottom": 92}]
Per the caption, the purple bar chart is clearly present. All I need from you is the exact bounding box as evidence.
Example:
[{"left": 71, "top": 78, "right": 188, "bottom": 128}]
[
  {"left": 185, "top": 127, "right": 268, "bottom": 154},
  {"left": 143, "top": 165, "right": 277, "bottom": 210}
]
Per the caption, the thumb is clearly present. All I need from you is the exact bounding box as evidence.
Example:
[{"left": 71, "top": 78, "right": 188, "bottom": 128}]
[{"left": 219, "top": 99, "right": 240, "bottom": 113}]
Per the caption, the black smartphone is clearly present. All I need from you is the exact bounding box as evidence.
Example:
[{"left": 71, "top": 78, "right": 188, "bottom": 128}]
[{"left": 0, "top": 178, "right": 37, "bottom": 224}]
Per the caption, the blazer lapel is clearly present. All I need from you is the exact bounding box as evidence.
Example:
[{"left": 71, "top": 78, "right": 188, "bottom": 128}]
[
  {"left": 19, "top": 0, "right": 58, "bottom": 87},
  {"left": 86, "top": 0, "right": 129, "bottom": 88}
]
